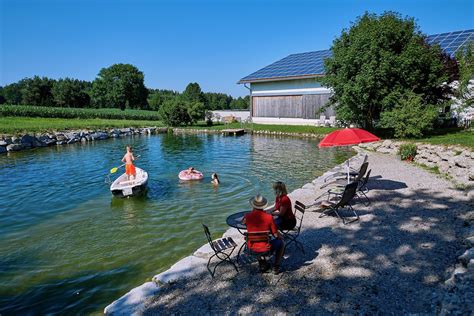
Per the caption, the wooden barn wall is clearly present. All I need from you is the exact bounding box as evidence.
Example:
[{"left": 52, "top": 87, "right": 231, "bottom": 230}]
[{"left": 253, "top": 94, "right": 333, "bottom": 118}]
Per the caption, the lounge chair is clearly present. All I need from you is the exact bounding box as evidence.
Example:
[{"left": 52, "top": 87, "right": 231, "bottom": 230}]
[
  {"left": 313, "top": 182, "right": 359, "bottom": 224},
  {"left": 322, "top": 161, "right": 369, "bottom": 188},
  {"left": 323, "top": 156, "right": 368, "bottom": 183},
  {"left": 326, "top": 169, "right": 372, "bottom": 206}
]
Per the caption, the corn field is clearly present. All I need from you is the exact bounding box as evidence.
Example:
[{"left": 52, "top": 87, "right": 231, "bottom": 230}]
[{"left": 0, "top": 104, "right": 161, "bottom": 121}]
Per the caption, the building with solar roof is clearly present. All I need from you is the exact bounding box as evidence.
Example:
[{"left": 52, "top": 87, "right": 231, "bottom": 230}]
[{"left": 238, "top": 29, "right": 474, "bottom": 125}]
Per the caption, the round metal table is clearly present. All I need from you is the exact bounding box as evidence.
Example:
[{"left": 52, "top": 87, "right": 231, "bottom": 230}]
[{"left": 226, "top": 211, "right": 249, "bottom": 232}]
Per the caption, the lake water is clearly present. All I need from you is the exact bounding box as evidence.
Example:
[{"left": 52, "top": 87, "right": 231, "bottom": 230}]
[{"left": 0, "top": 133, "right": 353, "bottom": 314}]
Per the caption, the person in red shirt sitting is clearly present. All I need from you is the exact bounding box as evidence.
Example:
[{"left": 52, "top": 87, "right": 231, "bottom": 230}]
[
  {"left": 270, "top": 181, "right": 296, "bottom": 230},
  {"left": 244, "top": 194, "right": 285, "bottom": 274}
]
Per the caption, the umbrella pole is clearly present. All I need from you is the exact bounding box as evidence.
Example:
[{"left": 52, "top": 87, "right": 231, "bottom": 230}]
[{"left": 347, "top": 160, "right": 350, "bottom": 184}]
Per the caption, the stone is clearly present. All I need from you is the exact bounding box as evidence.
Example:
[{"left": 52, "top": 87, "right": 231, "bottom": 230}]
[
  {"left": 56, "top": 134, "right": 66, "bottom": 141},
  {"left": 377, "top": 147, "right": 394, "bottom": 154},
  {"left": 56, "top": 141, "right": 66, "bottom": 145},
  {"left": 0, "top": 140, "right": 8, "bottom": 146},
  {"left": 32, "top": 139, "right": 47, "bottom": 147},
  {"left": 382, "top": 140, "right": 393, "bottom": 148},
  {"left": 454, "top": 156, "right": 471, "bottom": 168},
  {"left": 6, "top": 144, "right": 23, "bottom": 151},
  {"left": 438, "top": 161, "right": 450, "bottom": 173},
  {"left": 458, "top": 248, "right": 474, "bottom": 266},
  {"left": 152, "top": 255, "right": 207, "bottom": 284},
  {"left": 80, "top": 137, "right": 87, "bottom": 143},
  {"left": 67, "top": 138, "right": 77, "bottom": 144},
  {"left": 466, "top": 236, "right": 474, "bottom": 247},
  {"left": 104, "top": 282, "right": 161, "bottom": 315},
  {"left": 0, "top": 146, "right": 6, "bottom": 154},
  {"left": 65, "top": 132, "right": 78, "bottom": 140}
]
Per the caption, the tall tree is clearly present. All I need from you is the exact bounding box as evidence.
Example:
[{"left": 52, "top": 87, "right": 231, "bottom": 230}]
[
  {"left": 454, "top": 43, "right": 474, "bottom": 110},
  {"left": 321, "top": 12, "right": 452, "bottom": 130},
  {"left": 182, "top": 82, "right": 204, "bottom": 103},
  {"left": 21, "top": 76, "right": 56, "bottom": 106},
  {"left": 2, "top": 82, "right": 25, "bottom": 104},
  {"left": 90, "top": 64, "right": 148, "bottom": 109},
  {"left": 148, "top": 89, "right": 180, "bottom": 111},
  {"left": 52, "top": 78, "right": 91, "bottom": 108}
]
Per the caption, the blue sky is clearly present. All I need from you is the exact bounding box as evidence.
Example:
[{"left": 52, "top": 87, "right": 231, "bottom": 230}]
[{"left": 1, "top": 0, "right": 473, "bottom": 97}]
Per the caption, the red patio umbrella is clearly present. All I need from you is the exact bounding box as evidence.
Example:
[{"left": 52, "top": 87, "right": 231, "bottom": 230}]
[
  {"left": 318, "top": 128, "right": 380, "bottom": 182},
  {"left": 318, "top": 128, "right": 380, "bottom": 148}
]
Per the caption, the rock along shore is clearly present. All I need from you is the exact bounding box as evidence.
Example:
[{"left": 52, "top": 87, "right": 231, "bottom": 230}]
[
  {"left": 0, "top": 127, "right": 169, "bottom": 154},
  {"left": 0, "top": 127, "right": 328, "bottom": 155}
]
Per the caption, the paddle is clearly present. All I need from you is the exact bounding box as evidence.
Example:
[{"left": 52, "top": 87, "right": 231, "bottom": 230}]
[
  {"left": 110, "top": 164, "right": 125, "bottom": 174},
  {"left": 109, "top": 155, "right": 141, "bottom": 174}
]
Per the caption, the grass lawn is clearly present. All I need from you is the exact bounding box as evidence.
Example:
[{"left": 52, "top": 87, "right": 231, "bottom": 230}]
[
  {"left": 0, "top": 116, "right": 165, "bottom": 134},
  {"left": 410, "top": 129, "right": 474, "bottom": 149},
  {"left": 181, "top": 122, "right": 337, "bottom": 135}
]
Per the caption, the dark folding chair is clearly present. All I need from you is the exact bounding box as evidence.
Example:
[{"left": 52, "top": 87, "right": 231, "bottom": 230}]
[
  {"left": 279, "top": 200, "right": 306, "bottom": 254},
  {"left": 239, "top": 230, "right": 272, "bottom": 266},
  {"left": 357, "top": 169, "right": 371, "bottom": 206},
  {"left": 317, "top": 182, "right": 359, "bottom": 224},
  {"left": 202, "top": 224, "right": 238, "bottom": 277}
]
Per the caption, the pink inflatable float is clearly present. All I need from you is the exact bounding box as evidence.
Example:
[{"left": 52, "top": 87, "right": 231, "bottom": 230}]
[{"left": 178, "top": 170, "right": 204, "bottom": 181}]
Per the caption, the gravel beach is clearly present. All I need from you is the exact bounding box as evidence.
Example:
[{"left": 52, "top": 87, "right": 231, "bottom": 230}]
[{"left": 142, "top": 150, "right": 473, "bottom": 315}]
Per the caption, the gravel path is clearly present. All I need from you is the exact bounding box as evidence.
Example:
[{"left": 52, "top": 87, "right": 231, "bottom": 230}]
[{"left": 143, "top": 151, "right": 472, "bottom": 315}]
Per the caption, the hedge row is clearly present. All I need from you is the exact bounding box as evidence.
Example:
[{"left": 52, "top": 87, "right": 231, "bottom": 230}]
[{"left": 0, "top": 104, "right": 161, "bottom": 121}]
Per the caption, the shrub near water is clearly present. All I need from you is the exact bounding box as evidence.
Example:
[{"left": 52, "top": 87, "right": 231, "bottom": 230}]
[
  {"left": 0, "top": 104, "right": 160, "bottom": 120},
  {"left": 398, "top": 143, "right": 418, "bottom": 161}
]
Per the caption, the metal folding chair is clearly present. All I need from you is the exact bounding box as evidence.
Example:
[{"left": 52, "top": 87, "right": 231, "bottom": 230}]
[
  {"left": 239, "top": 230, "right": 272, "bottom": 267},
  {"left": 279, "top": 201, "right": 306, "bottom": 254},
  {"left": 202, "top": 224, "right": 238, "bottom": 277}
]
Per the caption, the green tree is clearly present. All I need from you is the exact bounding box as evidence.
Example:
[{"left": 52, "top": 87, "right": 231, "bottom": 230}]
[
  {"left": 21, "top": 76, "right": 56, "bottom": 106},
  {"left": 0, "top": 87, "right": 6, "bottom": 104},
  {"left": 203, "top": 92, "right": 232, "bottom": 110},
  {"left": 90, "top": 64, "right": 148, "bottom": 109},
  {"left": 380, "top": 91, "right": 438, "bottom": 138},
  {"left": 232, "top": 96, "right": 249, "bottom": 109},
  {"left": 2, "top": 82, "right": 25, "bottom": 104},
  {"left": 321, "top": 12, "right": 452, "bottom": 130},
  {"left": 454, "top": 43, "right": 474, "bottom": 111},
  {"left": 52, "top": 78, "right": 91, "bottom": 108},
  {"left": 148, "top": 89, "right": 180, "bottom": 111},
  {"left": 182, "top": 82, "right": 204, "bottom": 103}
]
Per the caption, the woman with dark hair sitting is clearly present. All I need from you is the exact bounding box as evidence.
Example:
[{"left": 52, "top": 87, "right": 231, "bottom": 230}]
[{"left": 271, "top": 181, "right": 296, "bottom": 230}]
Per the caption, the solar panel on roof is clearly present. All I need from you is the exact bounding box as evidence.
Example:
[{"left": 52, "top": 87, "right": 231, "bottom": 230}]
[{"left": 239, "top": 29, "right": 474, "bottom": 83}]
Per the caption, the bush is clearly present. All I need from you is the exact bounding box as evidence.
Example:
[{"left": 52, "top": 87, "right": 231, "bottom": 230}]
[
  {"left": 205, "top": 111, "right": 213, "bottom": 126},
  {"left": 379, "top": 92, "right": 438, "bottom": 138},
  {"left": 398, "top": 143, "right": 417, "bottom": 161},
  {"left": 158, "top": 98, "right": 205, "bottom": 126}
]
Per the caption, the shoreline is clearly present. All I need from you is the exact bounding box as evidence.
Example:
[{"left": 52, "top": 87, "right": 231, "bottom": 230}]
[
  {"left": 105, "top": 149, "right": 473, "bottom": 315},
  {"left": 103, "top": 151, "right": 365, "bottom": 315},
  {"left": 0, "top": 126, "right": 330, "bottom": 155}
]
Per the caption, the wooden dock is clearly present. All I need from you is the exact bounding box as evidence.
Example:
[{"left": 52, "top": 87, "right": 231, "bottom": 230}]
[{"left": 222, "top": 129, "right": 246, "bottom": 136}]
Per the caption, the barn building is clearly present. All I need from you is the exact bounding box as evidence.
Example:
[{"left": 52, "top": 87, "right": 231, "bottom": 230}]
[{"left": 238, "top": 29, "right": 474, "bottom": 125}]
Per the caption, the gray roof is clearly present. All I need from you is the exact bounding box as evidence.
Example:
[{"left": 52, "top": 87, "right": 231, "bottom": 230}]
[{"left": 239, "top": 29, "right": 474, "bottom": 84}]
